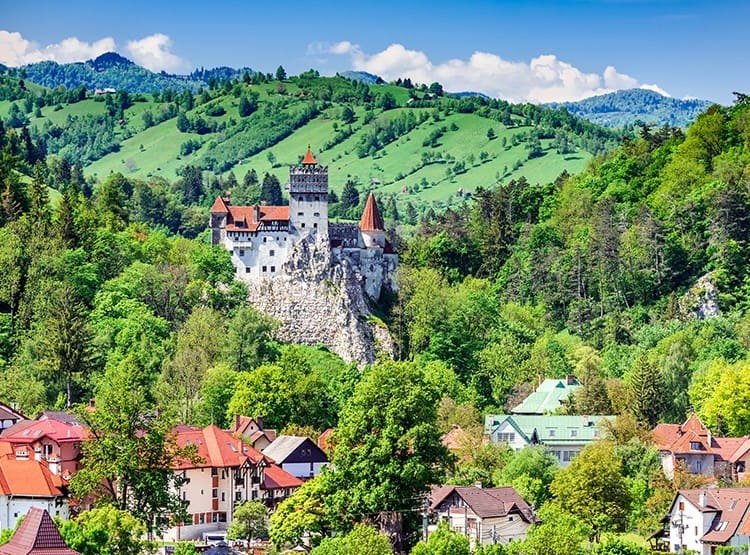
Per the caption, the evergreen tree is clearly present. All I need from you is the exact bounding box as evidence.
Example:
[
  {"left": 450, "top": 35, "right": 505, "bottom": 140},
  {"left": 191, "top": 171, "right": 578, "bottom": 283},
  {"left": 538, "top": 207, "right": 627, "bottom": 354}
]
[
  {"left": 275, "top": 65, "right": 287, "bottom": 81},
  {"left": 340, "top": 179, "right": 359, "bottom": 210},
  {"left": 629, "top": 355, "right": 664, "bottom": 427},
  {"left": 260, "top": 173, "right": 283, "bottom": 205}
]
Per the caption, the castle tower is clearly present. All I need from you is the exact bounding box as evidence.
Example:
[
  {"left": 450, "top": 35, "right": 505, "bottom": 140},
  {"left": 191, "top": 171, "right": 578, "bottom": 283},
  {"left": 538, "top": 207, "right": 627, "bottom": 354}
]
[
  {"left": 359, "top": 192, "right": 386, "bottom": 248},
  {"left": 209, "top": 195, "right": 230, "bottom": 246},
  {"left": 288, "top": 147, "right": 328, "bottom": 237}
]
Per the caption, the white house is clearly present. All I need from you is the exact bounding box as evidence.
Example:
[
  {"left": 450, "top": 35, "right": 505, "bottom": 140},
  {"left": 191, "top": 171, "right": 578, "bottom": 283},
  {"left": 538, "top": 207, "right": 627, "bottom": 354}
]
[
  {"left": 165, "top": 425, "right": 301, "bottom": 541},
  {"left": 430, "top": 485, "right": 537, "bottom": 548},
  {"left": 668, "top": 488, "right": 750, "bottom": 554},
  {"left": 261, "top": 435, "right": 329, "bottom": 481},
  {"left": 484, "top": 414, "right": 610, "bottom": 467}
]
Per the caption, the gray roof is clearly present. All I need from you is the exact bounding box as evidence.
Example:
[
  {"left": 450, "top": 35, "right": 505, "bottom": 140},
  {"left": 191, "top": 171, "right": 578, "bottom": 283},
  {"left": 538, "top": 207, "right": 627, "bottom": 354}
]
[{"left": 261, "top": 435, "right": 309, "bottom": 463}]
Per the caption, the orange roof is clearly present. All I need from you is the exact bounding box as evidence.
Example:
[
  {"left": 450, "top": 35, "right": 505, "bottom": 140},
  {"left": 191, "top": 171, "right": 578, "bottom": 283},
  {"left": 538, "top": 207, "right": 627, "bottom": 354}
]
[
  {"left": 317, "top": 428, "right": 335, "bottom": 456},
  {"left": 651, "top": 413, "right": 742, "bottom": 461},
  {"left": 225, "top": 205, "right": 289, "bottom": 232},
  {"left": 359, "top": 192, "right": 385, "bottom": 232},
  {"left": 301, "top": 147, "right": 317, "bottom": 165},
  {"left": 210, "top": 196, "right": 230, "bottom": 213},
  {"left": 0, "top": 507, "right": 80, "bottom": 555},
  {"left": 173, "top": 425, "right": 265, "bottom": 470},
  {"left": 0, "top": 458, "right": 62, "bottom": 497},
  {"left": 262, "top": 464, "right": 302, "bottom": 490}
]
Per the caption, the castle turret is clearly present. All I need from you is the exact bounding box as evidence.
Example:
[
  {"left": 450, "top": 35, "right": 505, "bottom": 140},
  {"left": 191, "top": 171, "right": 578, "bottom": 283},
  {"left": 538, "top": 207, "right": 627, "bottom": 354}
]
[
  {"left": 209, "top": 195, "right": 230, "bottom": 246},
  {"left": 359, "top": 192, "right": 386, "bottom": 248},
  {"left": 288, "top": 147, "right": 328, "bottom": 236}
]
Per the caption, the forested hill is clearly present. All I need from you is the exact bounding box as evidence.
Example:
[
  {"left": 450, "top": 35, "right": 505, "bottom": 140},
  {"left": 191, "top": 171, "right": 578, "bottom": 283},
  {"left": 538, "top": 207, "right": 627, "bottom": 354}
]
[
  {"left": 551, "top": 88, "right": 714, "bottom": 128},
  {"left": 0, "top": 69, "right": 623, "bottom": 217},
  {"left": 18, "top": 52, "right": 254, "bottom": 93}
]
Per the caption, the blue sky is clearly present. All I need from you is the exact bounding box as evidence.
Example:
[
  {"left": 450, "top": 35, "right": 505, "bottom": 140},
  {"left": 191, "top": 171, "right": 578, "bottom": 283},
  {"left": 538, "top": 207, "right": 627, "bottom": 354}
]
[{"left": 2, "top": 0, "right": 748, "bottom": 104}]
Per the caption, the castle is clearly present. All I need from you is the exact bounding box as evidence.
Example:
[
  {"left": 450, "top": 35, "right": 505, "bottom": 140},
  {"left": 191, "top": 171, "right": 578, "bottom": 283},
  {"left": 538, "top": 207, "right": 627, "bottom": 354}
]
[{"left": 210, "top": 148, "right": 398, "bottom": 300}]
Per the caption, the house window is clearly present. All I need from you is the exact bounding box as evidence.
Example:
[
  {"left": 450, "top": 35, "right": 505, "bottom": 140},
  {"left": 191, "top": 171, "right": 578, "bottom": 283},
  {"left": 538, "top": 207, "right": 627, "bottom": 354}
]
[
  {"left": 212, "top": 489, "right": 218, "bottom": 498},
  {"left": 218, "top": 512, "right": 227, "bottom": 522},
  {"left": 211, "top": 468, "right": 218, "bottom": 476},
  {"left": 696, "top": 460, "right": 702, "bottom": 472},
  {"left": 498, "top": 433, "right": 515, "bottom": 443},
  {"left": 235, "top": 491, "right": 242, "bottom": 501},
  {"left": 690, "top": 442, "right": 702, "bottom": 451},
  {"left": 548, "top": 429, "right": 556, "bottom": 437},
  {"left": 221, "top": 492, "right": 225, "bottom": 502},
  {"left": 593, "top": 429, "right": 600, "bottom": 438}
]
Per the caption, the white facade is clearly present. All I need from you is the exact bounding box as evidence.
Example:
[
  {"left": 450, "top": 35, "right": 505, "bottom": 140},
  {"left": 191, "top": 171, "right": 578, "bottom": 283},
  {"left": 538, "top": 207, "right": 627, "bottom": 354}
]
[
  {"left": 0, "top": 498, "right": 69, "bottom": 534},
  {"left": 226, "top": 230, "right": 290, "bottom": 279}
]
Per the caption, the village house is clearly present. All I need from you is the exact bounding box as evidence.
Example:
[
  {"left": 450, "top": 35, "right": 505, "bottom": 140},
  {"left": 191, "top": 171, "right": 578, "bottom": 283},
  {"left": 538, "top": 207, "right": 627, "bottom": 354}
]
[
  {"left": 666, "top": 488, "right": 750, "bottom": 554},
  {"left": 0, "top": 443, "right": 71, "bottom": 533},
  {"left": 0, "top": 413, "right": 88, "bottom": 478},
  {"left": 652, "top": 413, "right": 745, "bottom": 480},
  {"left": 0, "top": 507, "right": 80, "bottom": 555},
  {"left": 484, "top": 414, "right": 610, "bottom": 467},
  {"left": 166, "top": 425, "right": 300, "bottom": 542},
  {"left": 429, "top": 485, "right": 537, "bottom": 548},
  {"left": 229, "top": 415, "right": 277, "bottom": 452},
  {"left": 261, "top": 435, "right": 329, "bottom": 481},
  {"left": 210, "top": 148, "right": 398, "bottom": 300}
]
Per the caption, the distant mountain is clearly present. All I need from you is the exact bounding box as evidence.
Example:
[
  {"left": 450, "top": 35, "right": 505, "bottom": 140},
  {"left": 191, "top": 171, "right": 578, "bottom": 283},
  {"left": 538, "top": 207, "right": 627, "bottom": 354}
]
[
  {"left": 549, "top": 88, "right": 714, "bottom": 128},
  {"left": 20, "top": 52, "right": 253, "bottom": 93},
  {"left": 451, "top": 91, "right": 490, "bottom": 100},
  {"left": 339, "top": 71, "right": 382, "bottom": 84}
]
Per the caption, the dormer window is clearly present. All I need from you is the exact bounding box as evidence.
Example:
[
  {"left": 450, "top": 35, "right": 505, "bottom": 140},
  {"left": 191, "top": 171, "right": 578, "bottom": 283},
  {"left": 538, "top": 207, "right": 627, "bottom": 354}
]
[{"left": 690, "top": 441, "right": 702, "bottom": 451}]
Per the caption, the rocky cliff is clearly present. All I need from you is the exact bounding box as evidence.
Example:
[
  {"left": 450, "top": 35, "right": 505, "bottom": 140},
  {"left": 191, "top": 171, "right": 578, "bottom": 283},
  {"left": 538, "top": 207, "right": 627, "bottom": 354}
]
[{"left": 245, "top": 234, "right": 395, "bottom": 366}]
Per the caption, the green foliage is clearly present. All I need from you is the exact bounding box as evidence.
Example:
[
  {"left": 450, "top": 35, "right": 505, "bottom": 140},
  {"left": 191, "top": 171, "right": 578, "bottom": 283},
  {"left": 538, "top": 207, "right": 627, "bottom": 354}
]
[
  {"left": 269, "top": 474, "right": 333, "bottom": 549},
  {"left": 59, "top": 506, "right": 150, "bottom": 555},
  {"left": 410, "top": 522, "right": 470, "bottom": 555},
  {"left": 227, "top": 500, "right": 269, "bottom": 541},
  {"left": 498, "top": 445, "right": 558, "bottom": 508},
  {"left": 550, "top": 441, "right": 631, "bottom": 541},
  {"left": 521, "top": 502, "right": 591, "bottom": 555},
  {"left": 312, "top": 524, "right": 392, "bottom": 555},
  {"left": 589, "top": 538, "right": 648, "bottom": 555}
]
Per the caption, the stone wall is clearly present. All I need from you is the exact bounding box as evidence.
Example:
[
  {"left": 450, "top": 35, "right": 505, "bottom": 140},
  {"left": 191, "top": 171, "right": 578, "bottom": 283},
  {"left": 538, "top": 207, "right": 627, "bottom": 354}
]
[{"left": 245, "top": 233, "right": 395, "bottom": 366}]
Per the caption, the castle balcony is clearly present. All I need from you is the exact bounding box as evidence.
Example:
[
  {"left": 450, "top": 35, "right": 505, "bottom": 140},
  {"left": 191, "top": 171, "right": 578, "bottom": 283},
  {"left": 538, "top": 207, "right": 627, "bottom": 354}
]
[
  {"left": 290, "top": 166, "right": 328, "bottom": 176},
  {"left": 286, "top": 182, "right": 329, "bottom": 194}
]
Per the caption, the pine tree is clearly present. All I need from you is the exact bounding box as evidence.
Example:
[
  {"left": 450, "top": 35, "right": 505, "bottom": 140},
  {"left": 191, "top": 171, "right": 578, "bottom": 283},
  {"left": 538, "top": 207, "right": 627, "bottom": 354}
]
[
  {"left": 340, "top": 179, "right": 359, "bottom": 210},
  {"left": 629, "top": 355, "right": 664, "bottom": 427},
  {"left": 260, "top": 173, "right": 283, "bottom": 205}
]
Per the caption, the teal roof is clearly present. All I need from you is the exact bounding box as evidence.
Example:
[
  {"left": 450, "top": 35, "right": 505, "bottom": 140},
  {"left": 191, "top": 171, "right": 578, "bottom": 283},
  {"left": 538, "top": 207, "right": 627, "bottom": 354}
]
[
  {"left": 485, "top": 414, "right": 611, "bottom": 444},
  {"left": 511, "top": 378, "right": 580, "bottom": 415}
]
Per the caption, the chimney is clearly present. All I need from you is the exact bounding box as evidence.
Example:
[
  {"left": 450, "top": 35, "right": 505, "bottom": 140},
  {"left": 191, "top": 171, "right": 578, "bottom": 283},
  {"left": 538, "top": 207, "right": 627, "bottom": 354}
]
[
  {"left": 89, "top": 398, "right": 95, "bottom": 408},
  {"left": 256, "top": 416, "right": 264, "bottom": 430},
  {"left": 253, "top": 205, "right": 260, "bottom": 223},
  {"left": 475, "top": 481, "right": 483, "bottom": 489},
  {"left": 235, "top": 414, "right": 241, "bottom": 431},
  {"left": 583, "top": 415, "right": 590, "bottom": 427},
  {"left": 699, "top": 491, "right": 707, "bottom": 507},
  {"left": 677, "top": 425, "right": 683, "bottom": 437},
  {"left": 566, "top": 374, "right": 575, "bottom": 385},
  {"left": 707, "top": 430, "right": 712, "bottom": 446}
]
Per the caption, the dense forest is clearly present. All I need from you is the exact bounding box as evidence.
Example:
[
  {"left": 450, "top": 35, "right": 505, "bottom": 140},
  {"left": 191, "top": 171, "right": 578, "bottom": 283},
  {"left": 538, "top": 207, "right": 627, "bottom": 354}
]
[{"left": 2, "top": 63, "right": 750, "bottom": 553}]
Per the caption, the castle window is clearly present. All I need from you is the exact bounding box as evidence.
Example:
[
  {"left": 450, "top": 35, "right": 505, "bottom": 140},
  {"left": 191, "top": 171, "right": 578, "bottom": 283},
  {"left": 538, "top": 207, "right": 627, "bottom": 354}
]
[
  {"left": 313, "top": 212, "right": 320, "bottom": 217},
  {"left": 263, "top": 237, "right": 267, "bottom": 243},
  {"left": 313, "top": 223, "right": 318, "bottom": 228},
  {"left": 298, "top": 212, "right": 304, "bottom": 216},
  {"left": 301, "top": 223, "right": 305, "bottom": 228},
  {"left": 245, "top": 267, "right": 251, "bottom": 273},
  {"left": 262, "top": 266, "right": 267, "bottom": 272},
  {"left": 271, "top": 266, "right": 276, "bottom": 272},
  {"left": 270, "top": 250, "right": 275, "bottom": 256},
  {"left": 314, "top": 196, "right": 319, "bottom": 201},
  {"left": 239, "top": 249, "right": 244, "bottom": 256}
]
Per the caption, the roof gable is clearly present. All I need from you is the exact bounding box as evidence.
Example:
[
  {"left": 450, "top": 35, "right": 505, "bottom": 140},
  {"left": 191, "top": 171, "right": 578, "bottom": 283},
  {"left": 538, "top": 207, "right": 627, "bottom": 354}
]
[
  {"left": 431, "top": 485, "right": 536, "bottom": 521},
  {"left": 301, "top": 147, "right": 318, "bottom": 166},
  {"left": 262, "top": 436, "right": 328, "bottom": 464},
  {"left": 0, "top": 507, "right": 80, "bottom": 555}
]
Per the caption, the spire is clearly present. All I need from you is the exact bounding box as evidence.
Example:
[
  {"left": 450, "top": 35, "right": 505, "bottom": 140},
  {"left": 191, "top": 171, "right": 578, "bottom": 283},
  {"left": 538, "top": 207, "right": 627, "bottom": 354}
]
[
  {"left": 210, "top": 195, "right": 229, "bottom": 213},
  {"left": 359, "top": 192, "right": 385, "bottom": 232},
  {"left": 301, "top": 146, "right": 317, "bottom": 166}
]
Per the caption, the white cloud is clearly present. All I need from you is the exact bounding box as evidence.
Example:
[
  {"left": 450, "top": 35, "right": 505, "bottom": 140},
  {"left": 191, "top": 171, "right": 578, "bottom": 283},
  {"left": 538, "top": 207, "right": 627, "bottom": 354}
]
[
  {"left": 0, "top": 30, "right": 115, "bottom": 66},
  {"left": 640, "top": 83, "right": 671, "bottom": 97},
  {"left": 317, "top": 41, "right": 671, "bottom": 103},
  {"left": 126, "top": 33, "right": 188, "bottom": 73}
]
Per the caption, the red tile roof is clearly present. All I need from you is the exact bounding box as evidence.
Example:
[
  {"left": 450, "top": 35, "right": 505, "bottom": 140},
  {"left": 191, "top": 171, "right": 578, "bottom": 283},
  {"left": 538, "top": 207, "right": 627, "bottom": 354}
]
[
  {"left": 359, "top": 192, "right": 385, "bottom": 232},
  {"left": 0, "top": 459, "right": 62, "bottom": 497},
  {"left": 0, "top": 507, "right": 80, "bottom": 555},
  {"left": 261, "top": 464, "right": 302, "bottom": 490},
  {"left": 225, "top": 205, "right": 289, "bottom": 232},
  {"left": 652, "top": 413, "right": 728, "bottom": 458},
  {"left": 210, "top": 196, "right": 230, "bottom": 214},
  {"left": 677, "top": 488, "right": 750, "bottom": 544},
  {"left": 172, "top": 425, "right": 265, "bottom": 470},
  {"left": 1, "top": 419, "right": 88, "bottom": 445},
  {"left": 301, "top": 148, "right": 318, "bottom": 166}
]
